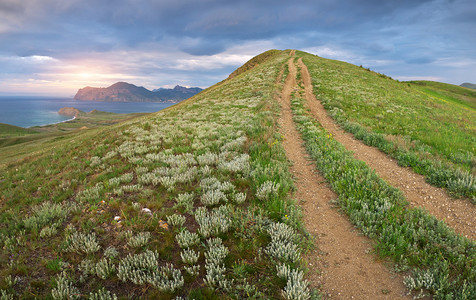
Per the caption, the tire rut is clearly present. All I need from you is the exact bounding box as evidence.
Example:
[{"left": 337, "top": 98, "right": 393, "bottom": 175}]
[
  {"left": 278, "top": 55, "right": 409, "bottom": 299},
  {"left": 297, "top": 58, "right": 476, "bottom": 240}
]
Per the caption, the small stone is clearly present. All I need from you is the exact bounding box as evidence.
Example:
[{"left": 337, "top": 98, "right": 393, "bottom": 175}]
[{"left": 141, "top": 208, "right": 152, "bottom": 215}]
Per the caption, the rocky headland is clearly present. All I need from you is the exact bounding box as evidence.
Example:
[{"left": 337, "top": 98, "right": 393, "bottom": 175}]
[{"left": 58, "top": 107, "right": 81, "bottom": 117}]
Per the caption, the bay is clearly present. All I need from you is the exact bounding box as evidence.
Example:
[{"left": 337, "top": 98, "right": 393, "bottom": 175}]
[{"left": 0, "top": 96, "right": 175, "bottom": 128}]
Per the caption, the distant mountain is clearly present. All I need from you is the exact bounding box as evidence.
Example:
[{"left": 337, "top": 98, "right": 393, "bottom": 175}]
[
  {"left": 74, "top": 82, "right": 203, "bottom": 102},
  {"left": 460, "top": 82, "right": 476, "bottom": 90},
  {"left": 152, "top": 85, "right": 203, "bottom": 100}
]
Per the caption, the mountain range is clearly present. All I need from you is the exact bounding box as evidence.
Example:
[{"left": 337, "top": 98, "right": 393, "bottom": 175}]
[{"left": 74, "top": 82, "right": 203, "bottom": 102}]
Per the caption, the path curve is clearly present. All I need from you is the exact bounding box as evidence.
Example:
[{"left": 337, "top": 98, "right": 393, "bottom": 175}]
[
  {"left": 278, "top": 56, "right": 409, "bottom": 299},
  {"left": 297, "top": 58, "right": 476, "bottom": 240}
]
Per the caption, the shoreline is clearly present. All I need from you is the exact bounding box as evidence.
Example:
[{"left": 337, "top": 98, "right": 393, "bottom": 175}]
[
  {"left": 1, "top": 98, "right": 176, "bottom": 129},
  {"left": 26, "top": 116, "right": 76, "bottom": 129}
]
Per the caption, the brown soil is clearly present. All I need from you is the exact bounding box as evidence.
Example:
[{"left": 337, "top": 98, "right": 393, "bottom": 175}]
[
  {"left": 297, "top": 58, "right": 476, "bottom": 240},
  {"left": 278, "top": 55, "right": 409, "bottom": 299}
]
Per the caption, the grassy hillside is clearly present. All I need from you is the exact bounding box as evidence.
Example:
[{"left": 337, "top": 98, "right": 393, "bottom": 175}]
[
  {"left": 0, "top": 51, "right": 315, "bottom": 299},
  {"left": 0, "top": 123, "right": 38, "bottom": 138},
  {"left": 1, "top": 49, "right": 475, "bottom": 299},
  {"left": 0, "top": 111, "right": 148, "bottom": 167},
  {"left": 298, "top": 51, "right": 476, "bottom": 200},
  {"left": 410, "top": 80, "right": 476, "bottom": 110},
  {"left": 288, "top": 56, "right": 475, "bottom": 298},
  {"left": 227, "top": 49, "right": 283, "bottom": 79}
]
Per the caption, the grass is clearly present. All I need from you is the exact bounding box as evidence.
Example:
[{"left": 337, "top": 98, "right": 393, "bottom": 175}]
[
  {"left": 0, "top": 111, "right": 148, "bottom": 168},
  {"left": 227, "top": 49, "right": 283, "bottom": 79},
  {"left": 288, "top": 65, "right": 475, "bottom": 298},
  {"left": 0, "top": 50, "right": 315, "bottom": 299},
  {"left": 0, "top": 123, "right": 39, "bottom": 138},
  {"left": 409, "top": 80, "right": 476, "bottom": 110},
  {"left": 3, "top": 48, "right": 473, "bottom": 298},
  {"left": 298, "top": 51, "right": 476, "bottom": 201}
]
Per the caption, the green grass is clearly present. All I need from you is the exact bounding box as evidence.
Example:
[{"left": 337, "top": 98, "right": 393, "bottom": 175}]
[
  {"left": 0, "top": 111, "right": 148, "bottom": 167},
  {"left": 227, "top": 49, "right": 283, "bottom": 79},
  {"left": 409, "top": 80, "right": 476, "bottom": 110},
  {"left": 0, "top": 50, "right": 315, "bottom": 299},
  {"left": 288, "top": 68, "right": 475, "bottom": 298},
  {"left": 297, "top": 51, "right": 476, "bottom": 200},
  {"left": 0, "top": 123, "right": 38, "bottom": 138}
]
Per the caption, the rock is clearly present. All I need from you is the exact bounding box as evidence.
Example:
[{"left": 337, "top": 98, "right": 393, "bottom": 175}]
[
  {"left": 141, "top": 208, "right": 152, "bottom": 215},
  {"left": 58, "top": 107, "right": 80, "bottom": 117}
]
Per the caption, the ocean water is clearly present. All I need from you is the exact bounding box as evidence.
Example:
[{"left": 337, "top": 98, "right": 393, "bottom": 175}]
[{"left": 0, "top": 96, "right": 175, "bottom": 128}]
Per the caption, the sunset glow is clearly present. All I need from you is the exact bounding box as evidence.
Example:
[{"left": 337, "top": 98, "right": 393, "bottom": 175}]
[{"left": 0, "top": 1, "right": 474, "bottom": 96}]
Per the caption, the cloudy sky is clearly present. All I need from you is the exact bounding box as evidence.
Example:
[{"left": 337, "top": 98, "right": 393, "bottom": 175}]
[{"left": 0, "top": 0, "right": 475, "bottom": 96}]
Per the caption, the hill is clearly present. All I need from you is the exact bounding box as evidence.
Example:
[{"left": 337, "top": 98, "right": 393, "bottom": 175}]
[
  {"left": 0, "top": 123, "right": 38, "bottom": 138},
  {"left": 0, "top": 110, "right": 147, "bottom": 155},
  {"left": 409, "top": 80, "right": 476, "bottom": 109},
  {"left": 461, "top": 82, "right": 476, "bottom": 90},
  {"left": 0, "top": 50, "right": 474, "bottom": 299},
  {"left": 74, "top": 82, "right": 202, "bottom": 102}
]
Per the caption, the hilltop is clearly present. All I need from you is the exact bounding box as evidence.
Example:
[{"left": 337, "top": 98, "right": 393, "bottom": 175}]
[
  {"left": 461, "top": 82, "right": 476, "bottom": 90},
  {"left": 0, "top": 50, "right": 474, "bottom": 299},
  {"left": 74, "top": 82, "right": 203, "bottom": 102}
]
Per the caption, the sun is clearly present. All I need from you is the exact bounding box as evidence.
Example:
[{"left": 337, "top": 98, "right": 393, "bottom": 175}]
[{"left": 78, "top": 72, "right": 93, "bottom": 79}]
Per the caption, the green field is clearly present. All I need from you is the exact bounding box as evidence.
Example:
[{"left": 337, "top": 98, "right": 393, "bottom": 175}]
[
  {"left": 299, "top": 51, "right": 476, "bottom": 200},
  {"left": 0, "top": 111, "right": 148, "bottom": 168},
  {"left": 0, "top": 123, "right": 39, "bottom": 138},
  {"left": 288, "top": 56, "right": 475, "bottom": 298}
]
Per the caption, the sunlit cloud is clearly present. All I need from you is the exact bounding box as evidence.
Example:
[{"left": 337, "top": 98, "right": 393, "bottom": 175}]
[{"left": 0, "top": 0, "right": 474, "bottom": 95}]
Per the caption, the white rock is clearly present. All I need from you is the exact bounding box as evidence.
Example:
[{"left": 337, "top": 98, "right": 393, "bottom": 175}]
[{"left": 141, "top": 208, "right": 152, "bottom": 215}]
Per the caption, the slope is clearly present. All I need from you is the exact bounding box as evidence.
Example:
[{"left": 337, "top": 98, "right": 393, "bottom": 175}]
[
  {"left": 0, "top": 123, "right": 38, "bottom": 138},
  {"left": 0, "top": 50, "right": 316, "bottom": 299},
  {"left": 410, "top": 80, "right": 476, "bottom": 110},
  {"left": 287, "top": 53, "right": 475, "bottom": 299},
  {"left": 1, "top": 49, "right": 475, "bottom": 299},
  {"left": 297, "top": 57, "right": 475, "bottom": 239},
  {"left": 0, "top": 111, "right": 148, "bottom": 167},
  {"left": 278, "top": 55, "right": 408, "bottom": 299},
  {"left": 299, "top": 51, "right": 476, "bottom": 200}
]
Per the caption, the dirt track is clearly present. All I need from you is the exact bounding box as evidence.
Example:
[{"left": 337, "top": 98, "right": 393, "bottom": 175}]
[
  {"left": 297, "top": 58, "right": 475, "bottom": 240},
  {"left": 278, "top": 55, "right": 409, "bottom": 299}
]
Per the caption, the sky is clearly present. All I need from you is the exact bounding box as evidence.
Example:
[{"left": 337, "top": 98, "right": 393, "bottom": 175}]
[{"left": 0, "top": 0, "right": 475, "bottom": 96}]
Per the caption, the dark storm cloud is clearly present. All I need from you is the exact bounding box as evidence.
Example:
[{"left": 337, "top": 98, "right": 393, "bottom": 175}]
[
  {"left": 0, "top": 0, "right": 439, "bottom": 56},
  {"left": 0, "top": 0, "right": 475, "bottom": 94}
]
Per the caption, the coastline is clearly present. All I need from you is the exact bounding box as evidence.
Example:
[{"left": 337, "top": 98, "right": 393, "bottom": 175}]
[
  {"left": 0, "top": 96, "right": 175, "bottom": 128},
  {"left": 27, "top": 116, "right": 76, "bottom": 129},
  {"left": 31, "top": 116, "right": 76, "bottom": 128}
]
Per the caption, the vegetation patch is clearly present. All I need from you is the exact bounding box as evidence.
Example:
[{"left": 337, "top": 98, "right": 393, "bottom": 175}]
[
  {"left": 298, "top": 51, "right": 476, "bottom": 201},
  {"left": 0, "top": 50, "right": 316, "bottom": 298},
  {"left": 289, "top": 84, "right": 475, "bottom": 299}
]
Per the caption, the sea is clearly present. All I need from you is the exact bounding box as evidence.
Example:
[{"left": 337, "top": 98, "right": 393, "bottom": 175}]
[{"left": 0, "top": 96, "right": 175, "bottom": 128}]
